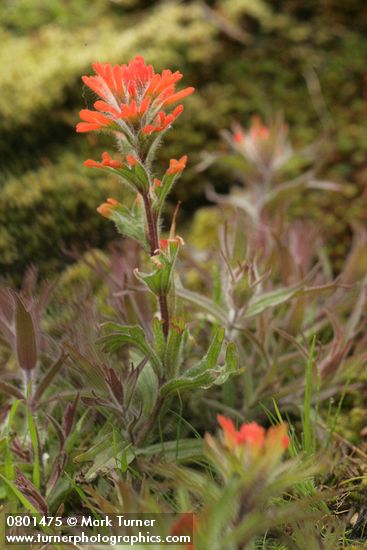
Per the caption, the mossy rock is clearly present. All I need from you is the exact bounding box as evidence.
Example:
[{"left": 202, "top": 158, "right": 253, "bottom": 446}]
[{"left": 0, "top": 153, "right": 123, "bottom": 283}]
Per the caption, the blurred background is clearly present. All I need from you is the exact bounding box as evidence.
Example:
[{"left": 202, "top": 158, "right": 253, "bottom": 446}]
[{"left": 1, "top": 0, "right": 366, "bottom": 284}]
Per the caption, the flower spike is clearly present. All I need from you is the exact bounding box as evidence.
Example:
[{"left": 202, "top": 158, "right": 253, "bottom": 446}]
[
  {"left": 77, "top": 56, "right": 194, "bottom": 339},
  {"left": 77, "top": 56, "right": 194, "bottom": 142}
]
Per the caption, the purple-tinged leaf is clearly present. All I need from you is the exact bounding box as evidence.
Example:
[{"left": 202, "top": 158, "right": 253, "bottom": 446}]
[
  {"left": 0, "top": 380, "right": 24, "bottom": 400},
  {"left": 105, "top": 367, "right": 124, "bottom": 404},
  {"left": 32, "top": 351, "right": 65, "bottom": 405},
  {"left": 10, "top": 437, "right": 31, "bottom": 462},
  {"left": 46, "top": 414, "right": 65, "bottom": 450},
  {"left": 81, "top": 395, "right": 115, "bottom": 408},
  {"left": 63, "top": 393, "right": 79, "bottom": 438},
  {"left": 13, "top": 292, "right": 38, "bottom": 372},
  {"left": 14, "top": 468, "right": 48, "bottom": 515},
  {"left": 46, "top": 451, "right": 67, "bottom": 496}
]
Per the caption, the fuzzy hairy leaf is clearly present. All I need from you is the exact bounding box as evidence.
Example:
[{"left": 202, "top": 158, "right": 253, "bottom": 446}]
[
  {"left": 160, "top": 330, "right": 239, "bottom": 396},
  {"left": 74, "top": 437, "right": 204, "bottom": 481},
  {"left": 152, "top": 317, "right": 166, "bottom": 363},
  {"left": 214, "top": 342, "right": 239, "bottom": 385},
  {"left": 165, "top": 320, "right": 187, "bottom": 379},
  {"left": 135, "top": 243, "right": 181, "bottom": 297},
  {"left": 188, "top": 328, "right": 225, "bottom": 375},
  {"left": 100, "top": 323, "right": 163, "bottom": 377},
  {"left": 154, "top": 171, "right": 180, "bottom": 215},
  {"left": 110, "top": 204, "right": 147, "bottom": 248},
  {"left": 175, "top": 287, "right": 228, "bottom": 324},
  {"left": 135, "top": 364, "right": 158, "bottom": 416},
  {"left": 244, "top": 284, "right": 303, "bottom": 319}
]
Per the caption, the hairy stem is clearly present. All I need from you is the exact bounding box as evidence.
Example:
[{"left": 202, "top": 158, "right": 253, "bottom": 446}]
[
  {"left": 142, "top": 192, "right": 170, "bottom": 338},
  {"left": 142, "top": 192, "right": 159, "bottom": 253}
]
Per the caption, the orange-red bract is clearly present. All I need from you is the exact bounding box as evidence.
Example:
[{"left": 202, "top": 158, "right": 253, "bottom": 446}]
[{"left": 76, "top": 56, "right": 194, "bottom": 135}]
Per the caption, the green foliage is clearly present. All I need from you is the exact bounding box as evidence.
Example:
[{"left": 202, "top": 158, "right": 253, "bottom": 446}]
[
  {"left": 0, "top": 212, "right": 365, "bottom": 547},
  {"left": 160, "top": 328, "right": 239, "bottom": 396},
  {"left": 0, "top": 0, "right": 108, "bottom": 32},
  {"left": 0, "top": 3, "right": 367, "bottom": 548}
]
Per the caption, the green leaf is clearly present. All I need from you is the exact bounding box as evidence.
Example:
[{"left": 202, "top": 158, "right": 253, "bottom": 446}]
[
  {"left": 114, "top": 164, "right": 148, "bottom": 193},
  {"left": 186, "top": 328, "right": 225, "bottom": 376},
  {"left": 110, "top": 203, "right": 147, "bottom": 248},
  {"left": 243, "top": 281, "right": 339, "bottom": 321},
  {"left": 165, "top": 320, "right": 186, "bottom": 379},
  {"left": 140, "top": 438, "right": 204, "bottom": 462},
  {"left": 100, "top": 323, "right": 163, "bottom": 377},
  {"left": 135, "top": 364, "right": 158, "bottom": 416},
  {"left": 211, "top": 190, "right": 260, "bottom": 221},
  {"left": 152, "top": 317, "right": 166, "bottom": 363},
  {"left": 7, "top": 399, "right": 21, "bottom": 436},
  {"left": 75, "top": 436, "right": 204, "bottom": 481},
  {"left": 154, "top": 172, "right": 178, "bottom": 214},
  {"left": 244, "top": 285, "right": 302, "bottom": 319},
  {"left": 303, "top": 336, "right": 317, "bottom": 456},
  {"left": 135, "top": 243, "right": 180, "bottom": 297},
  {"left": 135, "top": 263, "right": 171, "bottom": 296},
  {"left": 204, "top": 478, "right": 243, "bottom": 550},
  {"left": 175, "top": 287, "right": 228, "bottom": 324},
  {"left": 5, "top": 400, "right": 22, "bottom": 494},
  {"left": 265, "top": 178, "right": 344, "bottom": 208},
  {"left": 160, "top": 331, "right": 239, "bottom": 396},
  {"left": 133, "top": 161, "right": 150, "bottom": 191},
  {"left": 160, "top": 373, "right": 215, "bottom": 396},
  {"left": 73, "top": 432, "right": 114, "bottom": 464},
  {"left": 27, "top": 406, "right": 40, "bottom": 490},
  {"left": 214, "top": 342, "right": 239, "bottom": 385}
]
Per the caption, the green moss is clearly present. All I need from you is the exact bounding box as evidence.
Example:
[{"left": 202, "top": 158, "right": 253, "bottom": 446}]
[
  {"left": 186, "top": 207, "right": 222, "bottom": 251},
  {"left": 0, "top": 153, "right": 123, "bottom": 283}
]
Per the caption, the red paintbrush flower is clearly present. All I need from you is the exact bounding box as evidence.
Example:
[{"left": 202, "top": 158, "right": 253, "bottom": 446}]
[
  {"left": 217, "top": 415, "right": 289, "bottom": 452},
  {"left": 77, "top": 56, "right": 194, "bottom": 137},
  {"left": 230, "top": 116, "right": 292, "bottom": 173}
]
